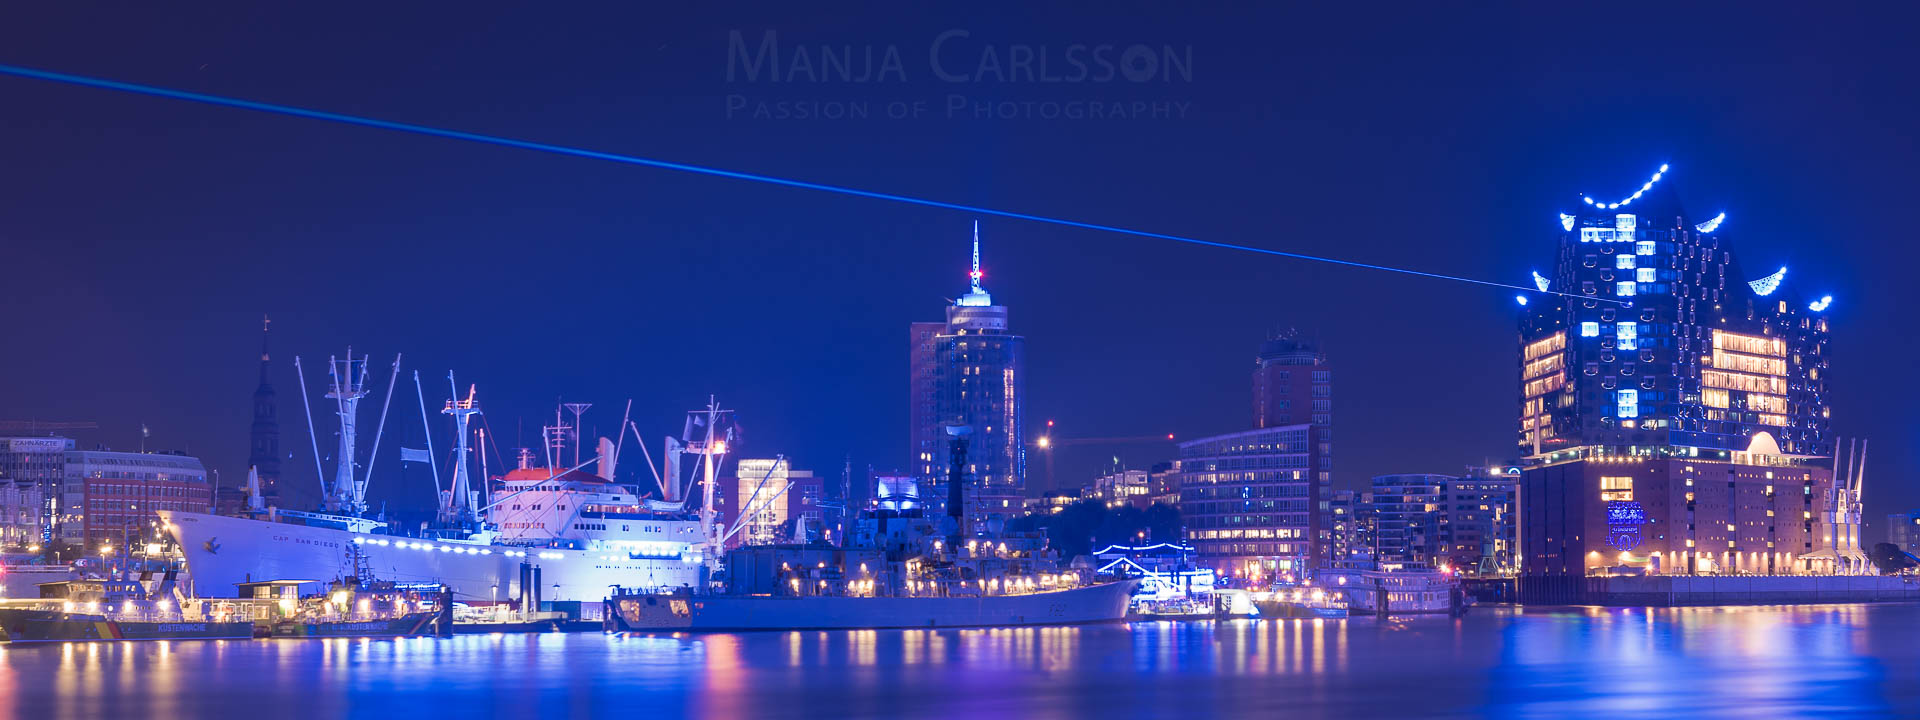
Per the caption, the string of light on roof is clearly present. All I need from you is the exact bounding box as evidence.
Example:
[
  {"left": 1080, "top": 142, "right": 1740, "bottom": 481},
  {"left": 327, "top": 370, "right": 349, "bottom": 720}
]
[
  {"left": 1748, "top": 266, "right": 1787, "bottom": 296},
  {"left": 1532, "top": 271, "right": 1551, "bottom": 292},
  {"left": 1695, "top": 212, "right": 1726, "bottom": 233},
  {"left": 1808, "top": 295, "right": 1833, "bottom": 312},
  {"left": 1583, "top": 164, "right": 1668, "bottom": 210},
  {"left": 1559, "top": 213, "right": 1576, "bottom": 232}
]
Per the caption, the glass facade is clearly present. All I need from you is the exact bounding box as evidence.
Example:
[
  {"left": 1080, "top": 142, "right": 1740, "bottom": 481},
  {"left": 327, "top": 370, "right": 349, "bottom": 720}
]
[
  {"left": 1175, "top": 425, "right": 1327, "bottom": 577},
  {"left": 1518, "top": 185, "right": 1832, "bottom": 457}
]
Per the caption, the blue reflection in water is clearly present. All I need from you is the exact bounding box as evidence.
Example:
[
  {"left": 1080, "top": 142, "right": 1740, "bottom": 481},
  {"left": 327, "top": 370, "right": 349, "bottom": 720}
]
[{"left": 1, "top": 605, "right": 1914, "bottom": 719}]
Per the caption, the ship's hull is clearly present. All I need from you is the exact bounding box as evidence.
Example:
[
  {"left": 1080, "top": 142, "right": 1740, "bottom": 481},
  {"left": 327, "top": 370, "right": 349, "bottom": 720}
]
[
  {"left": 160, "top": 511, "right": 702, "bottom": 603},
  {"left": 1, "top": 610, "right": 255, "bottom": 643},
  {"left": 608, "top": 580, "right": 1138, "bottom": 632},
  {"left": 271, "top": 612, "right": 438, "bottom": 638},
  {"left": 1253, "top": 601, "right": 1350, "bottom": 619}
]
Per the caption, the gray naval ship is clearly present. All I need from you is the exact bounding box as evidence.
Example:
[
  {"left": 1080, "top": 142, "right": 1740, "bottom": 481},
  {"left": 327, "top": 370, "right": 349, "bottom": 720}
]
[{"left": 608, "top": 426, "right": 1136, "bottom": 631}]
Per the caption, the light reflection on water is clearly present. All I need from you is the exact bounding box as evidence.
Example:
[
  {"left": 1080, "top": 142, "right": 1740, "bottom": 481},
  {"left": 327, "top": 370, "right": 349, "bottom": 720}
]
[{"left": 1, "top": 604, "right": 1914, "bottom": 719}]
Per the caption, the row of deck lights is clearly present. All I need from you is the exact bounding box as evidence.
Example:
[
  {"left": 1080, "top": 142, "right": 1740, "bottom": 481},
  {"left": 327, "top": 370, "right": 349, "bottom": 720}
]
[{"left": 351, "top": 536, "right": 548, "bottom": 559}]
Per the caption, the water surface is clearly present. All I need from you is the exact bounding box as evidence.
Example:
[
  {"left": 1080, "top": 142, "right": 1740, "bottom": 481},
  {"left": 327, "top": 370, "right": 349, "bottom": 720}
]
[{"left": 3, "top": 604, "right": 1914, "bottom": 719}]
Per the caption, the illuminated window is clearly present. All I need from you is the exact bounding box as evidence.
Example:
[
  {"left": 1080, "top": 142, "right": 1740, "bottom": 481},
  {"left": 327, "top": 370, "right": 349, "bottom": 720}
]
[
  {"left": 1637, "top": 268, "right": 1656, "bottom": 283},
  {"left": 1580, "top": 322, "right": 1599, "bottom": 337},
  {"left": 1617, "top": 255, "right": 1636, "bottom": 269},
  {"left": 1616, "top": 389, "right": 1639, "bottom": 418},
  {"left": 1616, "top": 322, "right": 1637, "bottom": 350},
  {"left": 1636, "top": 240, "right": 1656, "bottom": 256},
  {"left": 1702, "top": 388, "right": 1729, "bottom": 409},
  {"left": 1601, "top": 476, "right": 1634, "bottom": 502},
  {"left": 1616, "top": 281, "right": 1637, "bottom": 296}
]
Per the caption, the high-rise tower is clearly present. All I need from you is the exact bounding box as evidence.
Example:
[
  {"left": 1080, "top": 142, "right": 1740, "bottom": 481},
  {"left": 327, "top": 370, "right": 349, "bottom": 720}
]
[
  {"left": 247, "top": 315, "right": 281, "bottom": 503},
  {"left": 908, "top": 222, "right": 1027, "bottom": 534},
  {"left": 1252, "top": 331, "right": 1330, "bottom": 431}
]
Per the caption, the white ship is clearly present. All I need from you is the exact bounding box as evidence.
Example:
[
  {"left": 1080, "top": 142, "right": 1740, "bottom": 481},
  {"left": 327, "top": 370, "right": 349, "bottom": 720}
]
[
  {"left": 164, "top": 352, "right": 746, "bottom": 606},
  {"left": 162, "top": 464, "right": 705, "bottom": 603}
]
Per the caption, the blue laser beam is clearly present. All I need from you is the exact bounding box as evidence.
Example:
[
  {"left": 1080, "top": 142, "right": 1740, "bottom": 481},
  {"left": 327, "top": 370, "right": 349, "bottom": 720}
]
[{"left": 0, "top": 62, "right": 1618, "bottom": 304}]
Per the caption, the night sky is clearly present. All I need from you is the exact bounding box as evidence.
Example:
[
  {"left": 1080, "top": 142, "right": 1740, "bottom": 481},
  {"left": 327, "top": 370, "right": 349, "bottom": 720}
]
[{"left": 3, "top": 4, "right": 1916, "bottom": 536}]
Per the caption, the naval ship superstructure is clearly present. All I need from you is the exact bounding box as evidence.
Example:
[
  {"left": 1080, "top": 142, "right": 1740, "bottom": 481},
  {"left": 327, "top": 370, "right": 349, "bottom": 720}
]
[
  {"left": 608, "top": 424, "right": 1137, "bottom": 630},
  {"left": 163, "top": 352, "right": 734, "bottom": 605}
]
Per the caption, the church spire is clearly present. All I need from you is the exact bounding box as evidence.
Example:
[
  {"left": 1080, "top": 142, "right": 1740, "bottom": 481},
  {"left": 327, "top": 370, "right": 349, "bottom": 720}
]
[
  {"left": 246, "top": 313, "right": 283, "bottom": 507},
  {"left": 259, "top": 314, "right": 272, "bottom": 383}
]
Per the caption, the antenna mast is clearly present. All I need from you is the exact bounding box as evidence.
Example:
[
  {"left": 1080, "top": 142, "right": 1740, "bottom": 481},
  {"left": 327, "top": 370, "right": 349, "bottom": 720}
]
[
  {"left": 324, "top": 350, "right": 371, "bottom": 514},
  {"left": 688, "top": 396, "right": 733, "bottom": 565},
  {"left": 543, "top": 405, "right": 570, "bottom": 476},
  {"left": 563, "top": 402, "right": 592, "bottom": 467},
  {"left": 970, "top": 220, "right": 984, "bottom": 294},
  {"left": 440, "top": 374, "right": 482, "bottom": 524}
]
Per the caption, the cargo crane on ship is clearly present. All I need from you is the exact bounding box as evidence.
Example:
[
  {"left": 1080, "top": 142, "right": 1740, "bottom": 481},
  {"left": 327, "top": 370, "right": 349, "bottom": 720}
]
[{"left": 285, "top": 349, "right": 401, "bottom": 532}]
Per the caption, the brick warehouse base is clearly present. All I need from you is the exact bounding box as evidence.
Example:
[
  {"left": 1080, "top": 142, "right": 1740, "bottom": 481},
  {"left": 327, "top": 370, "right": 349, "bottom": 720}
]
[{"left": 1522, "top": 574, "right": 1920, "bottom": 606}]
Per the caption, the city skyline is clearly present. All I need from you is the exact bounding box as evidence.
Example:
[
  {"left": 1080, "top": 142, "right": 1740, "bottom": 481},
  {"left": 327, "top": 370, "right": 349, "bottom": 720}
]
[
  {"left": 7, "top": 5, "right": 1920, "bottom": 717},
  {"left": 1, "top": 4, "right": 1913, "bottom": 537}
]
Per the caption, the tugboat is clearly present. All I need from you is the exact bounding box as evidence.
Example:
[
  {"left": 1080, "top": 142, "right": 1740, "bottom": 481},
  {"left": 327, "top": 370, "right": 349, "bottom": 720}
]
[{"left": 608, "top": 424, "right": 1136, "bottom": 631}]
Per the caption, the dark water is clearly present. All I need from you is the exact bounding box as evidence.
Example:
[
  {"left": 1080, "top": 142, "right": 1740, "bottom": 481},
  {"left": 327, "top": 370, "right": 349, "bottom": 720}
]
[{"left": 4, "top": 604, "right": 1916, "bottom": 719}]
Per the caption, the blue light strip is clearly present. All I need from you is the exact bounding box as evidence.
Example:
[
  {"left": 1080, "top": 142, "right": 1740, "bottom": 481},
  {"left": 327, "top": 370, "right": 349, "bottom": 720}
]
[
  {"left": 0, "top": 63, "right": 1626, "bottom": 304},
  {"left": 1583, "top": 164, "right": 1668, "bottom": 210},
  {"left": 1092, "top": 542, "right": 1196, "bottom": 555}
]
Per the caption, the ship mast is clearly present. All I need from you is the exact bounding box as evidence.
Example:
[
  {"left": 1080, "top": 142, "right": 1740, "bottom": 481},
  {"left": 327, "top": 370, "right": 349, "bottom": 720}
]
[
  {"left": 293, "top": 347, "right": 399, "bottom": 516},
  {"left": 440, "top": 374, "right": 482, "bottom": 524},
  {"left": 563, "top": 402, "right": 592, "bottom": 468},
  {"left": 324, "top": 350, "right": 369, "bottom": 514},
  {"left": 543, "top": 406, "right": 570, "bottom": 478},
  {"left": 687, "top": 396, "right": 732, "bottom": 565}
]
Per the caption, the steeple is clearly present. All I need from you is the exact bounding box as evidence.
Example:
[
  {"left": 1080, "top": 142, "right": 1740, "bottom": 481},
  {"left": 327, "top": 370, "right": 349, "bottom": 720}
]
[
  {"left": 258, "top": 314, "right": 272, "bottom": 384},
  {"left": 248, "top": 314, "right": 282, "bottom": 501}
]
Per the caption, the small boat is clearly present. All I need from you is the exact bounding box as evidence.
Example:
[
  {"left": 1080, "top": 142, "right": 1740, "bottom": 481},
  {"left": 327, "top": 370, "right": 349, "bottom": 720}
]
[
  {"left": 1324, "top": 569, "right": 1465, "bottom": 616},
  {"left": 271, "top": 611, "right": 439, "bottom": 638},
  {"left": 1251, "top": 583, "right": 1350, "bottom": 619},
  {"left": 451, "top": 618, "right": 600, "bottom": 634},
  {"left": 1131, "top": 596, "right": 1221, "bottom": 621}
]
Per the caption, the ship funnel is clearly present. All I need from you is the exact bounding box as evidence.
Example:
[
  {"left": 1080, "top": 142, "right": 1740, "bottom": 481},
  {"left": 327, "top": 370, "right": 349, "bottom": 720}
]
[
  {"left": 598, "top": 437, "right": 617, "bottom": 480},
  {"left": 662, "top": 436, "right": 686, "bottom": 503}
]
